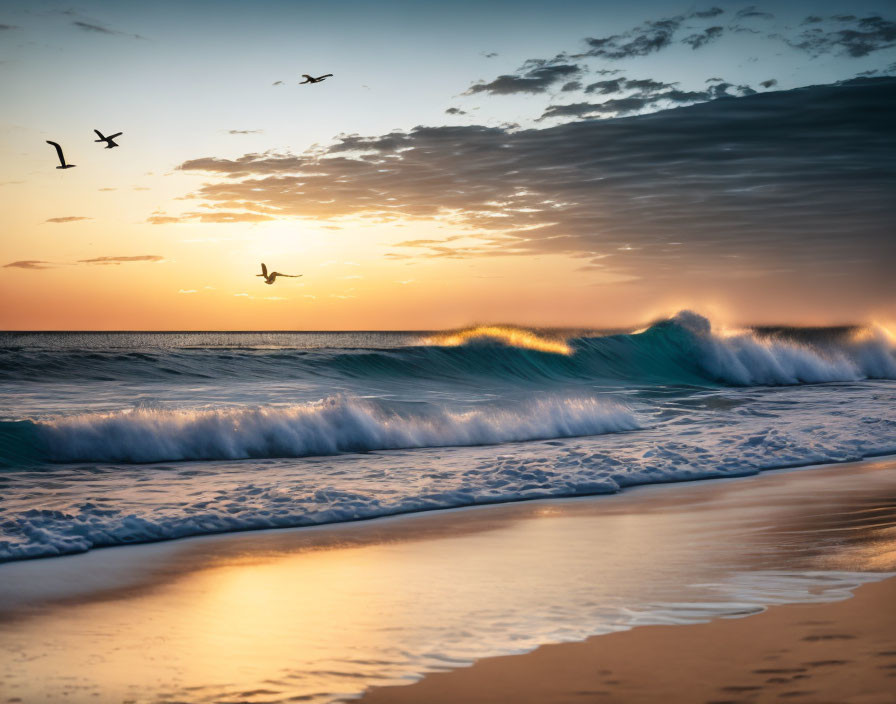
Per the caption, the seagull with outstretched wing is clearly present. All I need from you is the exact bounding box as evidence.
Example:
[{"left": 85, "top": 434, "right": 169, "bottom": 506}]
[
  {"left": 46, "top": 141, "right": 75, "bottom": 169},
  {"left": 256, "top": 262, "right": 302, "bottom": 285},
  {"left": 94, "top": 129, "right": 123, "bottom": 149},
  {"left": 300, "top": 73, "right": 333, "bottom": 84}
]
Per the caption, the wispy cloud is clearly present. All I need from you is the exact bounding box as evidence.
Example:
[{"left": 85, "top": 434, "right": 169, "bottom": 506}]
[
  {"left": 579, "top": 19, "right": 677, "bottom": 59},
  {"left": 3, "top": 260, "right": 54, "bottom": 270},
  {"left": 463, "top": 9, "right": 893, "bottom": 107},
  {"left": 78, "top": 255, "right": 164, "bottom": 265},
  {"left": 228, "top": 129, "right": 264, "bottom": 135},
  {"left": 786, "top": 15, "right": 896, "bottom": 57},
  {"left": 735, "top": 6, "right": 774, "bottom": 20},
  {"left": 682, "top": 26, "right": 724, "bottom": 49},
  {"left": 147, "top": 211, "right": 273, "bottom": 224},
  {"left": 691, "top": 8, "right": 724, "bottom": 19},
  {"left": 71, "top": 19, "right": 144, "bottom": 39},
  {"left": 45, "top": 216, "right": 91, "bottom": 223}
]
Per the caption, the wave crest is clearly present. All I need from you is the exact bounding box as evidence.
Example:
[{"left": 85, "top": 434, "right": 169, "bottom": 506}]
[
  {"left": 1, "top": 313, "right": 892, "bottom": 388},
  {"left": 423, "top": 326, "right": 573, "bottom": 355},
  {"left": 662, "top": 311, "right": 896, "bottom": 385},
  {"left": 21, "top": 395, "right": 639, "bottom": 464}
]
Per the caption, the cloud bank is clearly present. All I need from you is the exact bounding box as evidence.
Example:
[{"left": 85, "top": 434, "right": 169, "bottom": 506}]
[{"left": 170, "top": 79, "right": 895, "bottom": 290}]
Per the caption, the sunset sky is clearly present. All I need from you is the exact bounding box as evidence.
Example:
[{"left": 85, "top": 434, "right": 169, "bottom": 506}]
[{"left": 1, "top": 0, "right": 894, "bottom": 330}]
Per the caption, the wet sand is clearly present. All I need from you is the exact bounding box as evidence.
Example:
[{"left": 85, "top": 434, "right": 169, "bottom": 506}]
[
  {"left": 360, "top": 575, "right": 896, "bottom": 704},
  {"left": 1, "top": 457, "right": 895, "bottom": 703}
]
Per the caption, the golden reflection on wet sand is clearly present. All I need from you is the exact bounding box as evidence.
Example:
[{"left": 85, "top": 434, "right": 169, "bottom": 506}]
[{"left": 1, "top": 458, "right": 895, "bottom": 703}]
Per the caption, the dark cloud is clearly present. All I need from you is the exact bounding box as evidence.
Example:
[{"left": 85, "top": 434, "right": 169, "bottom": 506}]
[
  {"left": 0, "top": 24, "right": 19, "bottom": 30},
  {"left": 735, "top": 6, "right": 774, "bottom": 20},
  {"left": 170, "top": 78, "right": 896, "bottom": 290},
  {"left": 561, "top": 81, "right": 582, "bottom": 92},
  {"left": 272, "top": 80, "right": 284, "bottom": 86},
  {"left": 465, "top": 64, "right": 582, "bottom": 95},
  {"left": 553, "top": 79, "right": 751, "bottom": 118},
  {"left": 760, "top": 79, "right": 778, "bottom": 88},
  {"left": 3, "top": 260, "right": 53, "bottom": 270},
  {"left": 445, "top": 107, "right": 467, "bottom": 115},
  {"left": 77, "top": 255, "right": 164, "bottom": 265},
  {"left": 584, "top": 77, "right": 676, "bottom": 96},
  {"left": 228, "top": 129, "right": 263, "bottom": 135},
  {"left": 803, "top": 16, "right": 823, "bottom": 24},
  {"left": 682, "top": 26, "right": 724, "bottom": 49},
  {"left": 624, "top": 78, "right": 675, "bottom": 92},
  {"left": 481, "top": 51, "right": 498, "bottom": 58},
  {"left": 584, "top": 78, "right": 626, "bottom": 95},
  {"left": 705, "top": 77, "right": 724, "bottom": 83},
  {"left": 540, "top": 98, "right": 651, "bottom": 120},
  {"left": 578, "top": 17, "right": 683, "bottom": 59},
  {"left": 690, "top": 8, "right": 724, "bottom": 19},
  {"left": 787, "top": 15, "right": 896, "bottom": 57},
  {"left": 71, "top": 20, "right": 143, "bottom": 39}
]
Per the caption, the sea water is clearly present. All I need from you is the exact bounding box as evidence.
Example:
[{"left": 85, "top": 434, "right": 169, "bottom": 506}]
[{"left": 1, "top": 311, "right": 894, "bottom": 561}]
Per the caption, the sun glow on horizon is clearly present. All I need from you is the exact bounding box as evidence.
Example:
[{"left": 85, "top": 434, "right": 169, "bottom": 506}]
[{"left": 424, "top": 325, "right": 573, "bottom": 355}]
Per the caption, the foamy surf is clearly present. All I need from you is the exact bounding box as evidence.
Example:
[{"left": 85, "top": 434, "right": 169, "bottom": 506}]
[
  {"left": 21, "top": 395, "right": 639, "bottom": 464},
  {"left": 0, "top": 311, "right": 894, "bottom": 562}
]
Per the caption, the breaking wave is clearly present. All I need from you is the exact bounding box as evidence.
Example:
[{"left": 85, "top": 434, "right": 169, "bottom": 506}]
[
  {"left": 3, "top": 395, "right": 639, "bottom": 464},
  {"left": 1, "top": 312, "right": 892, "bottom": 387}
]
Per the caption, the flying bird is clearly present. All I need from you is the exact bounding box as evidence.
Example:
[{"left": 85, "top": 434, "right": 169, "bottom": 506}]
[
  {"left": 300, "top": 73, "right": 333, "bottom": 84},
  {"left": 256, "top": 262, "right": 302, "bottom": 285},
  {"left": 46, "top": 141, "right": 75, "bottom": 169},
  {"left": 94, "top": 129, "right": 123, "bottom": 148}
]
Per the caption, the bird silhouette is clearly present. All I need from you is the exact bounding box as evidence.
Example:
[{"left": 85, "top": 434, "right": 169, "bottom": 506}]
[
  {"left": 94, "top": 129, "right": 123, "bottom": 149},
  {"left": 256, "top": 262, "right": 302, "bottom": 285},
  {"left": 300, "top": 73, "right": 333, "bottom": 84},
  {"left": 46, "top": 141, "right": 75, "bottom": 169}
]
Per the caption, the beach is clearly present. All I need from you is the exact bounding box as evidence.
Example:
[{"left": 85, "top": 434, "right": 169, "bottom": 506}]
[
  {"left": 361, "top": 576, "right": 896, "bottom": 704},
  {"left": 2, "top": 456, "right": 895, "bottom": 703},
  {"left": 4, "top": 5, "right": 896, "bottom": 702},
  {"left": 360, "top": 579, "right": 896, "bottom": 704}
]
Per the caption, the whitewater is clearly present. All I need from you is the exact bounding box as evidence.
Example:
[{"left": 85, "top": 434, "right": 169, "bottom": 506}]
[{"left": 1, "top": 311, "right": 894, "bottom": 561}]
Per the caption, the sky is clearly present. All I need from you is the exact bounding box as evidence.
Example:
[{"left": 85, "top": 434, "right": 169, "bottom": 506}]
[{"left": 1, "top": 0, "right": 894, "bottom": 330}]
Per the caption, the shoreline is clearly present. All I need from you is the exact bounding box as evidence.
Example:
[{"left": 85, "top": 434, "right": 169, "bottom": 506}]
[
  {"left": 358, "top": 575, "right": 896, "bottom": 704},
  {"left": 2, "top": 455, "right": 895, "bottom": 703},
  {"left": 4, "top": 450, "right": 894, "bottom": 566}
]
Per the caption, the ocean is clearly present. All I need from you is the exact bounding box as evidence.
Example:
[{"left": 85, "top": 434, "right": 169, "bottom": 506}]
[{"left": 1, "top": 310, "right": 894, "bottom": 563}]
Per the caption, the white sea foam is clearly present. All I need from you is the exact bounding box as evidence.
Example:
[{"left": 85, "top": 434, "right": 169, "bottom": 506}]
[
  {"left": 33, "top": 395, "right": 639, "bottom": 463},
  {"left": 674, "top": 311, "right": 896, "bottom": 385},
  {"left": 2, "top": 380, "right": 894, "bottom": 561}
]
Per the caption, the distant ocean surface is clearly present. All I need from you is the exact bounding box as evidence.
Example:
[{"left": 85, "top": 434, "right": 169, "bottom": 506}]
[{"left": 1, "top": 311, "right": 894, "bottom": 562}]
